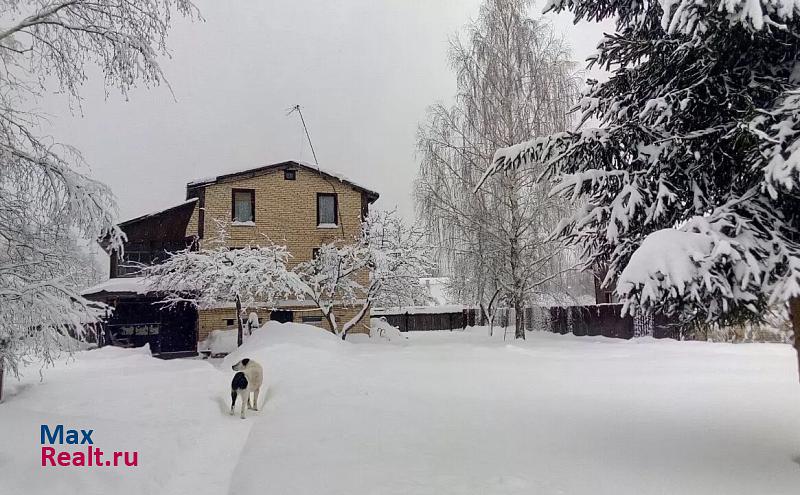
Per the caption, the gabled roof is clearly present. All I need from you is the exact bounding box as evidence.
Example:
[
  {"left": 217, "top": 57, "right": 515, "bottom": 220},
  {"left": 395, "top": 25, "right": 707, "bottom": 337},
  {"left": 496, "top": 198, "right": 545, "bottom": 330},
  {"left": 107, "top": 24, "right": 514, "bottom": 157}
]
[
  {"left": 186, "top": 160, "right": 380, "bottom": 203},
  {"left": 118, "top": 198, "right": 198, "bottom": 228}
]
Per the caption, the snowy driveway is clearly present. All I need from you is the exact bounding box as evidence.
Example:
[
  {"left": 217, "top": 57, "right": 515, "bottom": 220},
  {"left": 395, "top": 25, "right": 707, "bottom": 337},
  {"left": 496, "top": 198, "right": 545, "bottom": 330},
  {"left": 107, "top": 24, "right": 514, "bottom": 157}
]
[{"left": 2, "top": 324, "right": 800, "bottom": 494}]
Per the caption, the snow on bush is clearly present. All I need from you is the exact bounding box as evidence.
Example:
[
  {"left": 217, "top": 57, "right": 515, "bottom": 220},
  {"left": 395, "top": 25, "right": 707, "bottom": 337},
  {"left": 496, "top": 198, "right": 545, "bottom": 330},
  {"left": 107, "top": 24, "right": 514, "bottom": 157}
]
[{"left": 369, "top": 318, "right": 407, "bottom": 342}]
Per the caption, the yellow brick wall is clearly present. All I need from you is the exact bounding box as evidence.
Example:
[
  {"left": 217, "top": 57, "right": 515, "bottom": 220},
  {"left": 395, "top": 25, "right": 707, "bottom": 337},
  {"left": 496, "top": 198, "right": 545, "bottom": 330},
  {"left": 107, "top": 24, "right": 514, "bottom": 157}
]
[
  {"left": 190, "top": 167, "right": 373, "bottom": 344},
  {"left": 197, "top": 167, "right": 364, "bottom": 265}
]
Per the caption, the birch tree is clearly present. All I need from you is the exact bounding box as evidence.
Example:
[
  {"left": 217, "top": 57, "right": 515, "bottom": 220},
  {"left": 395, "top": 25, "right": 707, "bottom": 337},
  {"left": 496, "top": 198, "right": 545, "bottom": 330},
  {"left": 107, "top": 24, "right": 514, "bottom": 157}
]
[
  {"left": 415, "top": 0, "right": 580, "bottom": 339},
  {"left": 0, "top": 0, "right": 198, "bottom": 397}
]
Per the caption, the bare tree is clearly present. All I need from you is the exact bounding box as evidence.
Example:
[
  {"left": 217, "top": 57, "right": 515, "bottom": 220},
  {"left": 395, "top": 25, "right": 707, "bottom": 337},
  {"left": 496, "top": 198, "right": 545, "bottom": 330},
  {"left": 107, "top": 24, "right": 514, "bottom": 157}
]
[
  {"left": 0, "top": 0, "right": 198, "bottom": 397},
  {"left": 415, "top": 0, "right": 580, "bottom": 338}
]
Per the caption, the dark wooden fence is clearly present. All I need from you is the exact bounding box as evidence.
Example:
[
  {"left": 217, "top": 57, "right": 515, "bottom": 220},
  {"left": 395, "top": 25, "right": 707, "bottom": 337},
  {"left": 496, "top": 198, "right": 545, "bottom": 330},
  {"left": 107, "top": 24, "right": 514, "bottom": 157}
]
[
  {"left": 373, "top": 308, "right": 478, "bottom": 332},
  {"left": 534, "top": 304, "right": 679, "bottom": 339},
  {"left": 374, "top": 304, "right": 680, "bottom": 340}
]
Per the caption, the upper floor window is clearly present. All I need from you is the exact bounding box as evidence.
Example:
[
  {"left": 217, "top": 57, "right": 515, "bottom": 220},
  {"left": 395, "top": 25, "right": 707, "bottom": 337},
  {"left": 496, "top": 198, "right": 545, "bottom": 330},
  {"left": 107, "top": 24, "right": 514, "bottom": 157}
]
[
  {"left": 284, "top": 169, "right": 296, "bottom": 180},
  {"left": 317, "top": 193, "right": 338, "bottom": 226},
  {"left": 232, "top": 189, "right": 255, "bottom": 223}
]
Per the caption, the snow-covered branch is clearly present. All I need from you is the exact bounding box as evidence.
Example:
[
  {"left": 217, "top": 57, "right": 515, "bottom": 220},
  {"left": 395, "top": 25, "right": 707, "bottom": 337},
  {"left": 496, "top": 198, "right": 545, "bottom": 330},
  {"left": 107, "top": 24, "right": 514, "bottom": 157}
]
[{"left": 0, "top": 0, "right": 197, "bottom": 387}]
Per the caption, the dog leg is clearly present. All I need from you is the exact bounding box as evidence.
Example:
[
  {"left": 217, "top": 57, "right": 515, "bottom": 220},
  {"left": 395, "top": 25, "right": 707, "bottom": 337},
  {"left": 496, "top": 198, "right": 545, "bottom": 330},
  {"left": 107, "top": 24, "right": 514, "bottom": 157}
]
[
  {"left": 251, "top": 388, "right": 260, "bottom": 411},
  {"left": 240, "top": 392, "right": 247, "bottom": 419},
  {"left": 230, "top": 391, "right": 236, "bottom": 415}
]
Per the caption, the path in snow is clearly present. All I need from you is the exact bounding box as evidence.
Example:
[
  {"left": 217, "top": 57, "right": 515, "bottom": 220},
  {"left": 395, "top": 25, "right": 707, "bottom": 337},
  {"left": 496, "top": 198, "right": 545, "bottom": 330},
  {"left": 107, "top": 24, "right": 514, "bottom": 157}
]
[{"left": 1, "top": 323, "right": 799, "bottom": 495}]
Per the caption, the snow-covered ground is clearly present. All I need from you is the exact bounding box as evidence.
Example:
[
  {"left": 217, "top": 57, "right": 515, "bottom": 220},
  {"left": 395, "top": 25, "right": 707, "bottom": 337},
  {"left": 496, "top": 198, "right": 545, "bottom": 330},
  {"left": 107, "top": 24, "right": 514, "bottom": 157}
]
[{"left": 2, "top": 323, "right": 799, "bottom": 494}]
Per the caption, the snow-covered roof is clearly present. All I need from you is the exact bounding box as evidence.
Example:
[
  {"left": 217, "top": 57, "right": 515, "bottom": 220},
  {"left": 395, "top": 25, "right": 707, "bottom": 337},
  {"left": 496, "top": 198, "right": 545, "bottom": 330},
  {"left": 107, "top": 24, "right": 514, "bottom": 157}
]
[
  {"left": 186, "top": 160, "right": 380, "bottom": 201},
  {"left": 81, "top": 277, "right": 157, "bottom": 296},
  {"left": 118, "top": 198, "right": 198, "bottom": 227}
]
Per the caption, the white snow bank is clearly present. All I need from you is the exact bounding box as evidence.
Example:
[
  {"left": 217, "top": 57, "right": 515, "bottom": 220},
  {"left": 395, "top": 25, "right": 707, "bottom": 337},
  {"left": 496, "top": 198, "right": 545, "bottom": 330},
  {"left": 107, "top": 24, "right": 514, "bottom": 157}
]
[
  {"left": 222, "top": 321, "right": 343, "bottom": 363},
  {"left": 229, "top": 329, "right": 800, "bottom": 495},
  {"left": 3, "top": 323, "right": 800, "bottom": 495},
  {"left": 0, "top": 345, "right": 252, "bottom": 495},
  {"left": 198, "top": 329, "right": 239, "bottom": 356}
]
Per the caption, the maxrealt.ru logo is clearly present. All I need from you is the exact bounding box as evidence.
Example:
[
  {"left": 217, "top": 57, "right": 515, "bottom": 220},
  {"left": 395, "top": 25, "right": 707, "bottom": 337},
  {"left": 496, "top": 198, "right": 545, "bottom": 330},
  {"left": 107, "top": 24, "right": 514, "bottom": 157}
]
[{"left": 40, "top": 425, "right": 138, "bottom": 467}]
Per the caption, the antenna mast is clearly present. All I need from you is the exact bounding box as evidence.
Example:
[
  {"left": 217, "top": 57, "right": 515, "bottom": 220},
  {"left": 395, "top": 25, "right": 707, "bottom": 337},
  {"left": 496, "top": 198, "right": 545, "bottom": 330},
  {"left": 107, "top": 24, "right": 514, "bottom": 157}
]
[{"left": 287, "top": 104, "right": 320, "bottom": 168}]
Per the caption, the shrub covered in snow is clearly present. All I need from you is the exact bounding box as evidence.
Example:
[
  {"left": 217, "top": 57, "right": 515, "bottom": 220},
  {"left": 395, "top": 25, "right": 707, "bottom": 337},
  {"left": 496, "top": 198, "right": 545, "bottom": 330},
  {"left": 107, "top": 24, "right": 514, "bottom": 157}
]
[{"left": 369, "top": 318, "right": 407, "bottom": 342}]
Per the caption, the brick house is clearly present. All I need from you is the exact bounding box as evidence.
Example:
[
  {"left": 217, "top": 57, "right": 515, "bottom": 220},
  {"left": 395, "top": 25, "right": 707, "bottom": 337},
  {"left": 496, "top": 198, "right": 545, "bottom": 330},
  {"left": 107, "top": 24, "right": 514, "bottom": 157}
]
[{"left": 83, "top": 160, "right": 379, "bottom": 357}]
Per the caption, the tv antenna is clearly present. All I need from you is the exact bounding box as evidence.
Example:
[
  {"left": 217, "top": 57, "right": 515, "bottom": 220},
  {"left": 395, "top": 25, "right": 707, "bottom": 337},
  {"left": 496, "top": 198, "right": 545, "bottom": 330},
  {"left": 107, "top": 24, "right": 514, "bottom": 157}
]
[{"left": 287, "top": 104, "right": 320, "bottom": 168}]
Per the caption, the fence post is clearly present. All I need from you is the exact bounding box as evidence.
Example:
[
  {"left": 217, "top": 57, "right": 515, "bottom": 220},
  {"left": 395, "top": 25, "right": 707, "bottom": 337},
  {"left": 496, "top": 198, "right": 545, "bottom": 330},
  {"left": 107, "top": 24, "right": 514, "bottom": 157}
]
[{"left": 0, "top": 361, "right": 4, "bottom": 403}]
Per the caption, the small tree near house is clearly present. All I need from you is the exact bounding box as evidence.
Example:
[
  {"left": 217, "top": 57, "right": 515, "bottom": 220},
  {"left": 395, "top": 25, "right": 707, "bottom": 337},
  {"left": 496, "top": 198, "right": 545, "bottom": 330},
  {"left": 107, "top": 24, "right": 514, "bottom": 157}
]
[
  {"left": 293, "top": 242, "right": 372, "bottom": 339},
  {"left": 144, "top": 233, "right": 298, "bottom": 347},
  {"left": 293, "top": 211, "right": 436, "bottom": 340},
  {"left": 483, "top": 1, "right": 800, "bottom": 377}
]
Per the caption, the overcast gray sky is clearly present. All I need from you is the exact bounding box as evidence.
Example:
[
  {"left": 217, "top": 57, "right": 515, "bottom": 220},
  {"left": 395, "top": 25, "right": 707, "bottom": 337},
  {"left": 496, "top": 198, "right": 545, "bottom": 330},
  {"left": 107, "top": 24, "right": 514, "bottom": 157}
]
[{"left": 41, "top": 0, "right": 612, "bottom": 223}]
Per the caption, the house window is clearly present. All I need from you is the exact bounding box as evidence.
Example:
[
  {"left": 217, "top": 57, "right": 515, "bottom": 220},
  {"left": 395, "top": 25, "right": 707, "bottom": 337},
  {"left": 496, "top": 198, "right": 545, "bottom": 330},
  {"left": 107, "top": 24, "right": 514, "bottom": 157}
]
[
  {"left": 225, "top": 318, "right": 235, "bottom": 326},
  {"left": 312, "top": 248, "right": 320, "bottom": 259},
  {"left": 232, "top": 189, "right": 255, "bottom": 223},
  {"left": 317, "top": 193, "right": 338, "bottom": 226},
  {"left": 301, "top": 315, "right": 324, "bottom": 327},
  {"left": 284, "top": 169, "right": 296, "bottom": 181}
]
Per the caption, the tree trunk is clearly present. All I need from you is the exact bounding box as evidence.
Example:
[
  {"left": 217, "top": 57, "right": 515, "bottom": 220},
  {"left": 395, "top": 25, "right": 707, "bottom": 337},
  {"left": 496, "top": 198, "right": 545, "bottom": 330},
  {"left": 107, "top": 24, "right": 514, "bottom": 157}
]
[
  {"left": 235, "top": 294, "right": 244, "bottom": 347},
  {"left": 341, "top": 301, "right": 371, "bottom": 341},
  {"left": 0, "top": 360, "right": 4, "bottom": 403},
  {"left": 791, "top": 297, "right": 800, "bottom": 383},
  {"left": 514, "top": 298, "right": 525, "bottom": 340},
  {"left": 323, "top": 309, "right": 338, "bottom": 338}
]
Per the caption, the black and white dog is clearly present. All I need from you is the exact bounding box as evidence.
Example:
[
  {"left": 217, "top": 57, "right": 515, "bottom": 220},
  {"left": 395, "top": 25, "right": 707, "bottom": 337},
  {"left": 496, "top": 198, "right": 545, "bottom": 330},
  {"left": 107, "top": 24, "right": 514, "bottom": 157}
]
[{"left": 230, "top": 358, "right": 263, "bottom": 419}]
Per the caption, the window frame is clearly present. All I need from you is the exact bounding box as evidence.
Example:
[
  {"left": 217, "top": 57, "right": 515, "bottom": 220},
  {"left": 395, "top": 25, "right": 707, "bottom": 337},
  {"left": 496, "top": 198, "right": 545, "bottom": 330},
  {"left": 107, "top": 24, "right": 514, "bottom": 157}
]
[
  {"left": 301, "top": 315, "right": 324, "bottom": 327},
  {"left": 231, "top": 188, "right": 256, "bottom": 223},
  {"left": 316, "top": 192, "right": 338, "bottom": 226}
]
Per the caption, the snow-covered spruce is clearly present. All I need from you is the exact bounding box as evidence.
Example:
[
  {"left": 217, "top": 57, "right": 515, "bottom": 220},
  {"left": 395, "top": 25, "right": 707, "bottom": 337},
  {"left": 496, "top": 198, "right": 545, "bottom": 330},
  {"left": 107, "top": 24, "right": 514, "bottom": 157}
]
[{"left": 482, "top": 0, "right": 800, "bottom": 372}]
